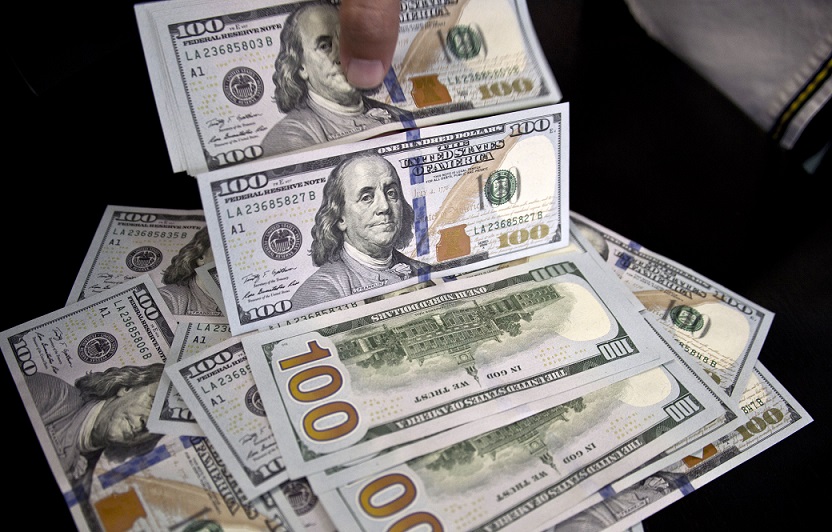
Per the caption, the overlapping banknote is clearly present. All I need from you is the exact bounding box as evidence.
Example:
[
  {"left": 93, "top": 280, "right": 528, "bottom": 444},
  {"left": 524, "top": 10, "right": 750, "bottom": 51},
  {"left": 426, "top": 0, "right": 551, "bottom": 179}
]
[
  {"left": 163, "top": 271, "right": 446, "bottom": 501},
  {"left": 67, "top": 205, "right": 225, "bottom": 322},
  {"left": 135, "top": 0, "right": 561, "bottom": 175},
  {"left": 0, "top": 276, "right": 295, "bottom": 531},
  {"left": 199, "top": 102, "right": 570, "bottom": 335},
  {"left": 570, "top": 212, "right": 774, "bottom": 400},
  {"left": 289, "top": 229, "right": 749, "bottom": 532},
  {"left": 160, "top": 225, "right": 575, "bottom": 500},
  {"left": 243, "top": 248, "right": 677, "bottom": 478},
  {"left": 543, "top": 361, "right": 812, "bottom": 532},
  {"left": 312, "top": 354, "right": 724, "bottom": 532},
  {"left": 461, "top": 219, "right": 750, "bottom": 483},
  {"left": 148, "top": 318, "right": 235, "bottom": 437}
]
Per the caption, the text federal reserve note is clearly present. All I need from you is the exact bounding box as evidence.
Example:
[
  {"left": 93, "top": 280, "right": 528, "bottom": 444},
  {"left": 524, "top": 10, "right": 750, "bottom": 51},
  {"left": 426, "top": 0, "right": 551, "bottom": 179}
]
[
  {"left": 135, "top": 0, "right": 561, "bottom": 175},
  {"left": 200, "top": 103, "right": 569, "bottom": 335}
]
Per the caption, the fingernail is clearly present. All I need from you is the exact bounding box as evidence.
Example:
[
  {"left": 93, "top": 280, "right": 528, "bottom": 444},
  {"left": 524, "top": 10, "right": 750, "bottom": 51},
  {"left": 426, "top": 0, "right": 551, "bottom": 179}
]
[{"left": 346, "top": 59, "right": 385, "bottom": 89}]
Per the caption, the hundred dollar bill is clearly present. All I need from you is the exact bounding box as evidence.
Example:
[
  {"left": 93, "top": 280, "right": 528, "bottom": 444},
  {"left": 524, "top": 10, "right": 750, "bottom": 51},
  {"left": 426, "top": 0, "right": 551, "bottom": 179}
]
[
  {"left": 0, "top": 275, "right": 180, "bottom": 531},
  {"left": 304, "top": 313, "right": 737, "bottom": 490},
  {"left": 168, "top": 334, "right": 289, "bottom": 500},
  {"left": 245, "top": 249, "right": 670, "bottom": 478},
  {"left": 200, "top": 103, "right": 570, "bottom": 335},
  {"left": 67, "top": 205, "right": 225, "bottom": 322},
  {"left": 135, "top": 0, "right": 561, "bottom": 175},
  {"left": 393, "top": 224, "right": 747, "bottom": 485},
  {"left": 316, "top": 356, "right": 723, "bottom": 532},
  {"left": 543, "top": 362, "right": 812, "bottom": 532},
  {"left": 148, "top": 318, "right": 234, "bottom": 436},
  {"left": 559, "top": 223, "right": 748, "bottom": 465},
  {"left": 570, "top": 212, "right": 774, "bottom": 400}
]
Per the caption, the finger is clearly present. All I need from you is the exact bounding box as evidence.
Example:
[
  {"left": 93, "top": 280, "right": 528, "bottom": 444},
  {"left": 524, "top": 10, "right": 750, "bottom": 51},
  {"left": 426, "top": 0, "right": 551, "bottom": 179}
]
[{"left": 339, "top": 0, "right": 400, "bottom": 89}]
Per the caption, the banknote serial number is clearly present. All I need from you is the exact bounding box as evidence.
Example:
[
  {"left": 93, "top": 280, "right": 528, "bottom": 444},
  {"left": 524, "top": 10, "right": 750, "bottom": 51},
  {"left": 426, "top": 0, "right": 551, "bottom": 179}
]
[
  {"left": 229, "top": 192, "right": 317, "bottom": 216},
  {"left": 215, "top": 365, "right": 249, "bottom": 386},
  {"left": 184, "top": 38, "right": 273, "bottom": 61},
  {"left": 120, "top": 310, "right": 152, "bottom": 358},
  {"left": 472, "top": 212, "right": 543, "bottom": 235},
  {"left": 111, "top": 229, "right": 190, "bottom": 239}
]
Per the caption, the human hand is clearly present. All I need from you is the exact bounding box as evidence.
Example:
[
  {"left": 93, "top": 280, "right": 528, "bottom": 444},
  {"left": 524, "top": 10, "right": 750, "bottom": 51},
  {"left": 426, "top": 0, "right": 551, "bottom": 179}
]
[{"left": 339, "top": 0, "right": 400, "bottom": 89}]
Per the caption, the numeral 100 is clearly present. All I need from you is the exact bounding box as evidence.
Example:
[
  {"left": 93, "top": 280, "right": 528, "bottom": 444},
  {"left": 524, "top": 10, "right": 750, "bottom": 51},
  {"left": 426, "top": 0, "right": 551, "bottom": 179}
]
[
  {"left": 174, "top": 18, "right": 224, "bottom": 38},
  {"left": 479, "top": 78, "right": 534, "bottom": 100},
  {"left": 498, "top": 223, "right": 549, "bottom": 248},
  {"left": 357, "top": 473, "right": 442, "bottom": 531},
  {"left": 217, "top": 173, "right": 268, "bottom": 196},
  {"left": 279, "top": 341, "right": 359, "bottom": 442},
  {"left": 215, "top": 145, "right": 263, "bottom": 167},
  {"left": 509, "top": 117, "right": 551, "bottom": 136},
  {"left": 735, "top": 408, "right": 784, "bottom": 441}
]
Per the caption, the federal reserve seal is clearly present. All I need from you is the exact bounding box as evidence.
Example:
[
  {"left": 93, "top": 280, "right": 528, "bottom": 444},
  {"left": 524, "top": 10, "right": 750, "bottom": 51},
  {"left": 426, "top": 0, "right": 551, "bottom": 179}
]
[
  {"left": 222, "top": 66, "right": 264, "bottom": 106},
  {"left": 77, "top": 332, "right": 118, "bottom": 364},
  {"left": 282, "top": 479, "right": 318, "bottom": 516},
  {"left": 244, "top": 385, "right": 266, "bottom": 417},
  {"left": 126, "top": 246, "right": 163, "bottom": 273},
  {"left": 262, "top": 222, "right": 302, "bottom": 260},
  {"left": 670, "top": 305, "right": 706, "bottom": 333},
  {"left": 485, "top": 169, "right": 517, "bottom": 206}
]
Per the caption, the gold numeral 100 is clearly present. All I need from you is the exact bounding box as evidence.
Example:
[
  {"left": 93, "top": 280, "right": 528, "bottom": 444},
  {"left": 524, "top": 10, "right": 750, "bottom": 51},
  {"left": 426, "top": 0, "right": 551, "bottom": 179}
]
[
  {"left": 478, "top": 78, "right": 534, "bottom": 100},
  {"left": 498, "top": 223, "right": 549, "bottom": 248},
  {"left": 278, "top": 341, "right": 359, "bottom": 442},
  {"left": 358, "top": 473, "right": 443, "bottom": 531},
  {"left": 735, "top": 408, "right": 784, "bottom": 441}
]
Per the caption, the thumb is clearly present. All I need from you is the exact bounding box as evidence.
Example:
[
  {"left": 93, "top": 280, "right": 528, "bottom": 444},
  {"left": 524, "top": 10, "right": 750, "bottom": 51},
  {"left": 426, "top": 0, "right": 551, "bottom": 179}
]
[{"left": 339, "top": 0, "right": 400, "bottom": 89}]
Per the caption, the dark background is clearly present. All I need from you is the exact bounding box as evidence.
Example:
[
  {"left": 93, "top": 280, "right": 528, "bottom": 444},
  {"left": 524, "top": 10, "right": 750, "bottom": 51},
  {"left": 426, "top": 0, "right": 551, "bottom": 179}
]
[{"left": 3, "top": 0, "right": 828, "bottom": 529}]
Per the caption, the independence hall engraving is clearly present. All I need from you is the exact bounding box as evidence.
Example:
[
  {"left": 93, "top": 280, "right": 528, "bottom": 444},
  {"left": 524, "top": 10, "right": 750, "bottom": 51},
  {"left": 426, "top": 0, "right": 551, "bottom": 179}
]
[
  {"left": 423, "top": 397, "right": 586, "bottom": 473},
  {"left": 337, "top": 285, "right": 562, "bottom": 379}
]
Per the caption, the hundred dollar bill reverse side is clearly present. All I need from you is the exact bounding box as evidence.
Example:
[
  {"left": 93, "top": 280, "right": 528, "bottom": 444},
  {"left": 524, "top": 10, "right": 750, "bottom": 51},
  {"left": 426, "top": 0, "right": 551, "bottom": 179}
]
[
  {"left": 542, "top": 362, "right": 812, "bottom": 532},
  {"left": 135, "top": 0, "right": 561, "bottom": 175},
  {"left": 200, "top": 103, "right": 570, "bottom": 335},
  {"left": 404, "top": 223, "right": 748, "bottom": 486},
  {"left": 570, "top": 212, "right": 774, "bottom": 400},
  {"left": 148, "top": 318, "right": 234, "bottom": 437},
  {"left": 315, "top": 355, "right": 724, "bottom": 532},
  {"left": 67, "top": 205, "right": 225, "bottom": 322},
  {"left": 244, "top": 249, "right": 670, "bottom": 478},
  {"left": 450, "top": 217, "right": 757, "bottom": 529}
]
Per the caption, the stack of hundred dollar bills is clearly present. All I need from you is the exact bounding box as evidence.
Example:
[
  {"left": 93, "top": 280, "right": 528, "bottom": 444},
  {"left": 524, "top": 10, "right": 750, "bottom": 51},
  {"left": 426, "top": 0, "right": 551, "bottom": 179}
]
[
  {"left": 135, "top": 0, "right": 563, "bottom": 176},
  {"left": 1, "top": 1, "right": 811, "bottom": 531}
]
